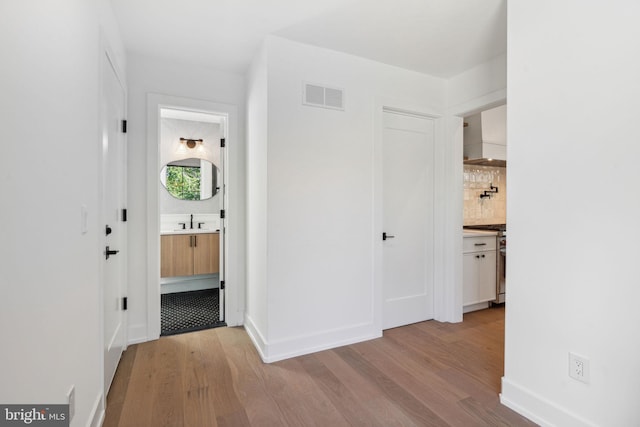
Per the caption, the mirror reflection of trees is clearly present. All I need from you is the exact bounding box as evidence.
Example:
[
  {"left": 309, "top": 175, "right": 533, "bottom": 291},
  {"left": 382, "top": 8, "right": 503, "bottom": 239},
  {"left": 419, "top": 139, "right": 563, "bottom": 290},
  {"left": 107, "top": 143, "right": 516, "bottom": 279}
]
[
  {"left": 161, "top": 158, "right": 219, "bottom": 201},
  {"left": 166, "top": 165, "right": 201, "bottom": 200}
]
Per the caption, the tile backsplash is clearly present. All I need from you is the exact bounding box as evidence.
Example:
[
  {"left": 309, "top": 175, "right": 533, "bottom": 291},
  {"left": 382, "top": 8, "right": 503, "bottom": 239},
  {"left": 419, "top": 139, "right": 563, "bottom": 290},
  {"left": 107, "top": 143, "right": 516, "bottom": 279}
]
[{"left": 463, "top": 165, "right": 506, "bottom": 225}]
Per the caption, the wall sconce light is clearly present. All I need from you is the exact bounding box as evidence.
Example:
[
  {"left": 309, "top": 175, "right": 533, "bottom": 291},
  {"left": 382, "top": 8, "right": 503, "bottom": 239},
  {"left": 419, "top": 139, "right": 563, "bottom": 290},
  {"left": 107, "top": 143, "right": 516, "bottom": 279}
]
[
  {"left": 176, "top": 137, "right": 206, "bottom": 156},
  {"left": 180, "top": 138, "right": 203, "bottom": 149}
]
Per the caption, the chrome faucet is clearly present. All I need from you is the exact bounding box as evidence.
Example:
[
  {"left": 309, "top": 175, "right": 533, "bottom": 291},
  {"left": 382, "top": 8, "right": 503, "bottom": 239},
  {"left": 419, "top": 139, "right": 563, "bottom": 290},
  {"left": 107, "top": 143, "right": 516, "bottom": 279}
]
[{"left": 190, "top": 214, "right": 194, "bottom": 229}]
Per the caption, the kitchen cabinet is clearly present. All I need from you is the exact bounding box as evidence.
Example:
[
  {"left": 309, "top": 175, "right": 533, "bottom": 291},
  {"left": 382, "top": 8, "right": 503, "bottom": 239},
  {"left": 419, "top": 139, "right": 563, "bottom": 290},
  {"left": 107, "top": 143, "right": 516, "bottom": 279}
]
[
  {"left": 161, "top": 233, "right": 219, "bottom": 277},
  {"left": 463, "top": 235, "right": 497, "bottom": 308}
]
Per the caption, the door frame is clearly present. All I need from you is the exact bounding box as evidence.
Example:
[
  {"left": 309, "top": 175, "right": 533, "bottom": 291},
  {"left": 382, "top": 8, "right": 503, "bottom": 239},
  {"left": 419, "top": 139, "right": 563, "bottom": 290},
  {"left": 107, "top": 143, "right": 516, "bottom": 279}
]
[
  {"left": 373, "top": 100, "right": 449, "bottom": 331},
  {"left": 146, "top": 94, "right": 240, "bottom": 339}
]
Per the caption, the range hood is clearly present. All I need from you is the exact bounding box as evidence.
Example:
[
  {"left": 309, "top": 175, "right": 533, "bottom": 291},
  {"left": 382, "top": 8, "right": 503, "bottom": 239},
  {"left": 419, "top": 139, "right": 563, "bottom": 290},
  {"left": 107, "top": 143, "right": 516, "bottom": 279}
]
[{"left": 463, "top": 104, "right": 506, "bottom": 167}]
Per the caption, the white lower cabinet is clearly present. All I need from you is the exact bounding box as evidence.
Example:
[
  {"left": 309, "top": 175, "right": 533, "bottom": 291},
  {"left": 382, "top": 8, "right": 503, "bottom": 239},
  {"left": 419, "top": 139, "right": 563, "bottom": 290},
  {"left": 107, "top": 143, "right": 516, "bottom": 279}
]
[{"left": 463, "top": 235, "right": 497, "bottom": 309}]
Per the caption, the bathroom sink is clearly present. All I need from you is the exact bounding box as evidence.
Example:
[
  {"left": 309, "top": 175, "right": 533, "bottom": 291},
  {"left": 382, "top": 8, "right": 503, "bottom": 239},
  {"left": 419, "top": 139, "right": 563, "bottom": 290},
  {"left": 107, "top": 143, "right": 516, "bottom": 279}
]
[{"left": 161, "top": 228, "right": 213, "bottom": 235}]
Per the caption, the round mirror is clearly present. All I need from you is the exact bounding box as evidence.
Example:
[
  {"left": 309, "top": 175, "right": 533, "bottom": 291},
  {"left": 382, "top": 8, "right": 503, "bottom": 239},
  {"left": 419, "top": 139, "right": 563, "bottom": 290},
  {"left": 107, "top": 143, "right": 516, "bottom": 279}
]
[{"left": 160, "top": 158, "right": 220, "bottom": 201}]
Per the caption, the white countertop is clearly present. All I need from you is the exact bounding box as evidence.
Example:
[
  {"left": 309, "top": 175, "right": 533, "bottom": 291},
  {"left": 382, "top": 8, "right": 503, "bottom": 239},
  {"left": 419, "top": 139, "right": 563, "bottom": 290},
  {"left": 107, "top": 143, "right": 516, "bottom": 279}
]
[
  {"left": 463, "top": 230, "right": 499, "bottom": 237},
  {"left": 161, "top": 228, "right": 220, "bottom": 236}
]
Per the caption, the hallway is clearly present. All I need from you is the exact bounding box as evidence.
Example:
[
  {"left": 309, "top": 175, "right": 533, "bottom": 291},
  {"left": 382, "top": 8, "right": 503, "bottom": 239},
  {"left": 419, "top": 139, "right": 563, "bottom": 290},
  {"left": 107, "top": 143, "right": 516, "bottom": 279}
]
[{"left": 104, "top": 306, "right": 536, "bottom": 426}]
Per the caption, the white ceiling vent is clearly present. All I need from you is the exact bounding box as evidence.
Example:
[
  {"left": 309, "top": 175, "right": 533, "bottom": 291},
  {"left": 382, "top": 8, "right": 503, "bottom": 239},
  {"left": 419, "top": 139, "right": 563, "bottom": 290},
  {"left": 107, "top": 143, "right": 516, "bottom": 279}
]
[{"left": 303, "top": 83, "right": 344, "bottom": 111}]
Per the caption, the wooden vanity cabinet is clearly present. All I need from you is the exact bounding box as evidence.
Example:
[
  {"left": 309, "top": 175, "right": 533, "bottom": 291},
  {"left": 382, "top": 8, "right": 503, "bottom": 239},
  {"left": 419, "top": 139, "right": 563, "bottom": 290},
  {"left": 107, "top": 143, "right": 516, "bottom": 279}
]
[
  {"left": 192, "top": 233, "right": 219, "bottom": 275},
  {"left": 161, "top": 233, "right": 219, "bottom": 277}
]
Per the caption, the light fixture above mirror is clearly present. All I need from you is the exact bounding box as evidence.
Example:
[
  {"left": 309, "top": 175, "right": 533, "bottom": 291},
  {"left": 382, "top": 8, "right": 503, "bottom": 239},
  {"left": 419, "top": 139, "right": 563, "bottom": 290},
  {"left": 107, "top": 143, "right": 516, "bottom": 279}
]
[
  {"left": 180, "top": 137, "right": 203, "bottom": 149},
  {"left": 175, "top": 137, "right": 212, "bottom": 158}
]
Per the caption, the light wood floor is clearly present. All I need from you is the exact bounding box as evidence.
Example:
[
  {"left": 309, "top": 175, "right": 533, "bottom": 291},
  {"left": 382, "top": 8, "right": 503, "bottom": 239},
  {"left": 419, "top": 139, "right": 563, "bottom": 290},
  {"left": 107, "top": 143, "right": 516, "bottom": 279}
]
[{"left": 104, "top": 306, "right": 536, "bottom": 426}]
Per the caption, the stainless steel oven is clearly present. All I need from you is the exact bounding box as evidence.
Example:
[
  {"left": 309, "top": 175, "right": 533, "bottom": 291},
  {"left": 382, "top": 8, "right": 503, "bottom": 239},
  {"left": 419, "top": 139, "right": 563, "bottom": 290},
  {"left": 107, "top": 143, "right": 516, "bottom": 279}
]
[{"left": 496, "top": 232, "right": 506, "bottom": 303}]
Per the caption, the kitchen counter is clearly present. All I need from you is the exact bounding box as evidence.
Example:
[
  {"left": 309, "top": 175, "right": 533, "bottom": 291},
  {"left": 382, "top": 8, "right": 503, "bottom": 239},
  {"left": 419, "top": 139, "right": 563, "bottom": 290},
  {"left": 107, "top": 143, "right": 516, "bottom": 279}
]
[
  {"left": 463, "top": 229, "right": 499, "bottom": 237},
  {"left": 160, "top": 229, "right": 220, "bottom": 236}
]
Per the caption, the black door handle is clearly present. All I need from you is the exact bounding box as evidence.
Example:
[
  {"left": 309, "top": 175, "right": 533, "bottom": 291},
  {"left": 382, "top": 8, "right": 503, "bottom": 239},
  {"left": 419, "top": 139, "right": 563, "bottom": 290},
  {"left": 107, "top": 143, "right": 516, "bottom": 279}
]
[
  {"left": 105, "top": 246, "right": 119, "bottom": 260},
  {"left": 382, "top": 232, "right": 396, "bottom": 241}
]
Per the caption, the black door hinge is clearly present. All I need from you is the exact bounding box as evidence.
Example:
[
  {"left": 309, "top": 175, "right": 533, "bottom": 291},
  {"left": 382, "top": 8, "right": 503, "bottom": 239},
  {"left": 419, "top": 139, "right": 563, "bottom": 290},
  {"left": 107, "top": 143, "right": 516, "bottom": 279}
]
[
  {"left": 122, "top": 297, "right": 128, "bottom": 310},
  {"left": 121, "top": 120, "right": 127, "bottom": 133},
  {"left": 220, "top": 138, "right": 226, "bottom": 148},
  {"left": 220, "top": 209, "right": 225, "bottom": 219},
  {"left": 220, "top": 280, "right": 225, "bottom": 290},
  {"left": 121, "top": 208, "right": 127, "bottom": 222}
]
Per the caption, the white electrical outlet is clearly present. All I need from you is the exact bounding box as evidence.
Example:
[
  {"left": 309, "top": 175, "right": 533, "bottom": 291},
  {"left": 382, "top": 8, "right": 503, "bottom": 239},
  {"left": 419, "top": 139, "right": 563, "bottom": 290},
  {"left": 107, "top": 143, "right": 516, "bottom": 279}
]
[
  {"left": 569, "top": 352, "right": 590, "bottom": 383},
  {"left": 67, "top": 385, "right": 75, "bottom": 421}
]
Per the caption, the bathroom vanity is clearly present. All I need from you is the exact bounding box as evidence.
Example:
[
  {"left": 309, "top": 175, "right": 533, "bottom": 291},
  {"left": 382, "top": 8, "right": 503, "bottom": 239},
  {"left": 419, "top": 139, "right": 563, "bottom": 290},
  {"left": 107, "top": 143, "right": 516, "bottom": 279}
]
[{"left": 161, "top": 231, "right": 220, "bottom": 277}]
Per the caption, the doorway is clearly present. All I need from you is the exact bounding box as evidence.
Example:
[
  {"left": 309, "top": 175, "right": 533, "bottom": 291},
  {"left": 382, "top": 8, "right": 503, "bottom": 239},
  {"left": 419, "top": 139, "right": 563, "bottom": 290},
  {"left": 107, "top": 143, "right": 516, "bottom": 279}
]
[
  {"left": 158, "top": 108, "right": 226, "bottom": 336},
  {"left": 381, "top": 109, "right": 435, "bottom": 329},
  {"left": 146, "top": 94, "right": 240, "bottom": 340}
]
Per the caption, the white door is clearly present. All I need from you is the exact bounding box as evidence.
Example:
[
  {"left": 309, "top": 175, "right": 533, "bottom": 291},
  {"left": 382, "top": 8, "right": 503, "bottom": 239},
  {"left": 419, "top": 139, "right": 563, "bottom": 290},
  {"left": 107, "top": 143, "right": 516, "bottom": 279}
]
[
  {"left": 382, "top": 111, "right": 435, "bottom": 329},
  {"left": 102, "top": 52, "right": 127, "bottom": 394},
  {"left": 218, "top": 125, "right": 226, "bottom": 322}
]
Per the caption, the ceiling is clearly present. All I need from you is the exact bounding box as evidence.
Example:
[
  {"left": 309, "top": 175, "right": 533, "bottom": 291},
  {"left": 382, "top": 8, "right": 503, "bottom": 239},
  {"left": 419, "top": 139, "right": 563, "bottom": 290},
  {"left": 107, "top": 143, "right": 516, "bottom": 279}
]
[{"left": 110, "top": 0, "right": 506, "bottom": 78}]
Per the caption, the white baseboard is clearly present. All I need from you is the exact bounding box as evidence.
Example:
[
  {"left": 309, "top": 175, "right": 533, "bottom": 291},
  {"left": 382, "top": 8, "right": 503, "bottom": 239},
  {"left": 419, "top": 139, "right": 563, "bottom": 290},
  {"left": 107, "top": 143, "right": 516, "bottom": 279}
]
[
  {"left": 225, "top": 309, "right": 245, "bottom": 327},
  {"left": 127, "top": 323, "right": 149, "bottom": 345},
  {"left": 243, "top": 315, "right": 268, "bottom": 361},
  {"left": 88, "top": 392, "right": 104, "bottom": 427},
  {"left": 243, "top": 315, "right": 381, "bottom": 363},
  {"left": 463, "top": 301, "right": 490, "bottom": 313},
  {"left": 500, "top": 377, "right": 598, "bottom": 427}
]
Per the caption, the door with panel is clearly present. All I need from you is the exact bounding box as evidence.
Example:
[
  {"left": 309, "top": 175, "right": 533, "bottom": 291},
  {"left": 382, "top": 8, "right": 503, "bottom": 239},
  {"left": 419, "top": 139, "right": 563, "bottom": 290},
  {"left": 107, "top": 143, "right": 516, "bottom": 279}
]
[
  {"left": 218, "top": 127, "right": 227, "bottom": 322},
  {"left": 102, "top": 51, "right": 127, "bottom": 395},
  {"left": 382, "top": 110, "right": 435, "bottom": 329}
]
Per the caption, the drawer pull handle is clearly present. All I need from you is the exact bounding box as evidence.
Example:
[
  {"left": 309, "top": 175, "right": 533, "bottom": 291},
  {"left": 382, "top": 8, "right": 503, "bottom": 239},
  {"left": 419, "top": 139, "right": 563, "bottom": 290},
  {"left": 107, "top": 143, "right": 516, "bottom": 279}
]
[{"left": 474, "top": 243, "right": 487, "bottom": 246}]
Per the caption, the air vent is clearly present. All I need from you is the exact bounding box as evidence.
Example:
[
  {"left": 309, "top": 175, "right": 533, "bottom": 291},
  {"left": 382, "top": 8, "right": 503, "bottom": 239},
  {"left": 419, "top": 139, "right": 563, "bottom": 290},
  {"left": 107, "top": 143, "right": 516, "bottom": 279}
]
[{"left": 303, "top": 82, "right": 344, "bottom": 111}]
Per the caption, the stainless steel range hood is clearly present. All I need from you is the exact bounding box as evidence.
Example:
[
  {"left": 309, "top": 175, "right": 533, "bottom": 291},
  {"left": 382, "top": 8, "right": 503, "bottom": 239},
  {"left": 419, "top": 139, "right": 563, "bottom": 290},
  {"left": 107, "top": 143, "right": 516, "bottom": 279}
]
[{"left": 464, "top": 104, "right": 506, "bottom": 167}]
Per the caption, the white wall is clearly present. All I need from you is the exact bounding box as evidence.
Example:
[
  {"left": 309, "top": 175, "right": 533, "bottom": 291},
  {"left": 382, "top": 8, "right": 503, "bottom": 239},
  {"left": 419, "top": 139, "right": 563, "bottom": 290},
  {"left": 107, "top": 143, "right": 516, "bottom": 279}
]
[
  {"left": 245, "top": 36, "right": 446, "bottom": 362},
  {"left": 0, "top": 0, "right": 125, "bottom": 425},
  {"left": 126, "top": 53, "right": 245, "bottom": 342},
  {"left": 447, "top": 53, "right": 507, "bottom": 115},
  {"left": 244, "top": 43, "right": 270, "bottom": 354},
  {"left": 502, "top": 2, "right": 640, "bottom": 426}
]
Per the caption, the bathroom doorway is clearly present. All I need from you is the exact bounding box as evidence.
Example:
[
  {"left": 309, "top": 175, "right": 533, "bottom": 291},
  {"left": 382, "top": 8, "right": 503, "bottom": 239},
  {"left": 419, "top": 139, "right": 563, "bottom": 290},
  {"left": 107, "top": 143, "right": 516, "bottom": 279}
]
[
  {"left": 158, "top": 108, "right": 227, "bottom": 336},
  {"left": 146, "top": 94, "right": 240, "bottom": 341}
]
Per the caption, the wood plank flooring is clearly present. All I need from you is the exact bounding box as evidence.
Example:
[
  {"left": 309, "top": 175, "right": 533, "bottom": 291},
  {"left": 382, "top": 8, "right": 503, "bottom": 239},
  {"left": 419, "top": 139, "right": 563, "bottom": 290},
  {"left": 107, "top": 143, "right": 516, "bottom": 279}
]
[{"left": 104, "top": 306, "right": 537, "bottom": 426}]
